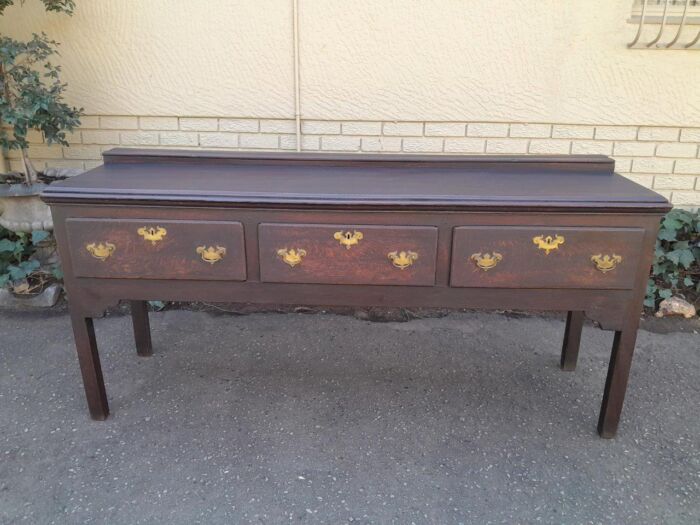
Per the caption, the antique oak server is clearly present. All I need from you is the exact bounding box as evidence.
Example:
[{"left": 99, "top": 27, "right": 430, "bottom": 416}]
[{"left": 42, "top": 149, "right": 671, "bottom": 438}]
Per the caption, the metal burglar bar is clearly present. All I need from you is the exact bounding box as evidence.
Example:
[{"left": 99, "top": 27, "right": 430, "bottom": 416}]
[{"left": 629, "top": 0, "right": 700, "bottom": 48}]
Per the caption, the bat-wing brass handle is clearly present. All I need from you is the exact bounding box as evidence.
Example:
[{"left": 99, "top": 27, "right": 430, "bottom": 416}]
[
  {"left": 196, "top": 245, "right": 226, "bottom": 264},
  {"left": 591, "top": 254, "right": 622, "bottom": 273},
  {"left": 333, "top": 230, "right": 363, "bottom": 249},
  {"left": 86, "top": 242, "right": 116, "bottom": 261},
  {"left": 470, "top": 252, "right": 502, "bottom": 271},
  {"left": 138, "top": 226, "right": 167, "bottom": 244},
  {"left": 387, "top": 250, "right": 418, "bottom": 270},
  {"left": 533, "top": 234, "right": 565, "bottom": 255},
  {"left": 277, "top": 248, "right": 307, "bottom": 267}
]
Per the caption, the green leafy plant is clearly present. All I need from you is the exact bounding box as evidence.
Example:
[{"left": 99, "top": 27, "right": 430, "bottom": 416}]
[
  {"left": 0, "top": 33, "right": 82, "bottom": 184},
  {"left": 0, "top": 0, "right": 81, "bottom": 185},
  {"left": 645, "top": 209, "right": 700, "bottom": 308},
  {"left": 0, "top": 225, "right": 60, "bottom": 293},
  {"left": 0, "top": 1, "right": 74, "bottom": 15}
]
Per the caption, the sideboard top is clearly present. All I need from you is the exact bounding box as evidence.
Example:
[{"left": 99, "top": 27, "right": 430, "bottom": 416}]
[{"left": 42, "top": 148, "right": 671, "bottom": 212}]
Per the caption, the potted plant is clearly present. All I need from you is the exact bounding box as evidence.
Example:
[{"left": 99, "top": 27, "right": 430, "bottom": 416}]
[
  {"left": 0, "top": 0, "right": 79, "bottom": 306},
  {"left": 0, "top": 1, "right": 82, "bottom": 233}
]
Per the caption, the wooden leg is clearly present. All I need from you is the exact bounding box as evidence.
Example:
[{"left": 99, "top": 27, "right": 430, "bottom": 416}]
[
  {"left": 130, "top": 301, "right": 153, "bottom": 357},
  {"left": 70, "top": 313, "right": 109, "bottom": 420},
  {"left": 597, "top": 320, "right": 640, "bottom": 438},
  {"left": 560, "top": 311, "right": 584, "bottom": 371}
]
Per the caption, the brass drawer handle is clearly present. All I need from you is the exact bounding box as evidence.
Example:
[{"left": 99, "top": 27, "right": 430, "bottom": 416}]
[
  {"left": 196, "top": 245, "right": 226, "bottom": 264},
  {"left": 333, "top": 230, "right": 363, "bottom": 249},
  {"left": 138, "top": 226, "right": 167, "bottom": 244},
  {"left": 86, "top": 242, "right": 116, "bottom": 261},
  {"left": 277, "top": 248, "right": 306, "bottom": 267},
  {"left": 470, "top": 252, "right": 502, "bottom": 271},
  {"left": 591, "top": 254, "right": 622, "bottom": 273},
  {"left": 387, "top": 250, "right": 418, "bottom": 270},
  {"left": 533, "top": 234, "right": 565, "bottom": 254}
]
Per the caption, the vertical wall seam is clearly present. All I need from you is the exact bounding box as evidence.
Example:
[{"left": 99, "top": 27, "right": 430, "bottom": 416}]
[{"left": 292, "top": 0, "right": 302, "bottom": 152}]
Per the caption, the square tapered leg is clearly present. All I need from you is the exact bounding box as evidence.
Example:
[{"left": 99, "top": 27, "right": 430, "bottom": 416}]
[
  {"left": 597, "top": 322, "right": 639, "bottom": 438},
  {"left": 561, "top": 311, "right": 584, "bottom": 371},
  {"left": 130, "top": 301, "right": 153, "bottom": 357},
  {"left": 70, "top": 313, "right": 109, "bottom": 420}
]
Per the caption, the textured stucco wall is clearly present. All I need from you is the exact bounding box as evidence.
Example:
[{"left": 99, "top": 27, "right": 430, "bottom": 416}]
[
  {"left": 2, "top": 1, "right": 699, "bottom": 205},
  {"left": 0, "top": 0, "right": 698, "bottom": 125}
]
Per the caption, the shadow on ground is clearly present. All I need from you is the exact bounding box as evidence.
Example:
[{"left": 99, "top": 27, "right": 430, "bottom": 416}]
[{"left": 0, "top": 310, "right": 698, "bottom": 524}]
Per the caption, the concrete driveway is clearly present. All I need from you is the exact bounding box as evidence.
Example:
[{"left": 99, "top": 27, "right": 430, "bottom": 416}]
[{"left": 0, "top": 309, "right": 698, "bottom": 524}]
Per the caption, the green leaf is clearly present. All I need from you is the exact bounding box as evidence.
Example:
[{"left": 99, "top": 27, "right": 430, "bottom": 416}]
[
  {"left": 657, "top": 228, "right": 677, "bottom": 242},
  {"left": 148, "top": 300, "right": 166, "bottom": 311},
  {"left": 683, "top": 276, "right": 694, "bottom": 287},
  {"left": 31, "top": 230, "right": 50, "bottom": 244},
  {"left": 19, "top": 259, "right": 40, "bottom": 272},
  {"left": 665, "top": 250, "right": 682, "bottom": 265},
  {"left": 658, "top": 288, "right": 673, "bottom": 299},
  {"left": 7, "top": 265, "right": 28, "bottom": 281},
  {"left": 0, "top": 239, "right": 17, "bottom": 253},
  {"left": 673, "top": 249, "right": 696, "bottom": 269},
  {"left": 51, "top": 266, "right": 63, "bottom": 280}
]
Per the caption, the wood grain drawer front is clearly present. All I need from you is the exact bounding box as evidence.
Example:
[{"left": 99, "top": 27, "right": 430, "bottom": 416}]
[
  {"left": 67, "top": 218, "right": 246, "bottom": 280},
  {"left": 450, "top": 226, "right": 645, "bottom": 289},
  {"left": 259, "top": 223, "right": 438, "bottom": 286}
]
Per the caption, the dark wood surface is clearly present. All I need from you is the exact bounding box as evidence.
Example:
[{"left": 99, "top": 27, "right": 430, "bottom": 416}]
[
  {"left": 66, "top": 218, "right": 247, "bottom": 281},
  {"left": 450, "top": 226, "right": 644, "bottom": 289},
  {"left": 42, "top": 149, "right": 672, "bottom": 438},
  {"left": 259, "top": 223, "right": 438, "bottom": 286},
  {"left": 130, "top": 301, "right": 153, "bottom": 357},
  {"left": 561, "top": 311, "right": 585, "bottom": 371},
  {"left": 42, "top": 149, "right": 669, "bottom": 212}
]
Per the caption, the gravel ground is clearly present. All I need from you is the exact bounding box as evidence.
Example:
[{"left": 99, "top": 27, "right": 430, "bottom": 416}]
[{"left": 0, "top": 309, "right": 698, "bottom": 524}]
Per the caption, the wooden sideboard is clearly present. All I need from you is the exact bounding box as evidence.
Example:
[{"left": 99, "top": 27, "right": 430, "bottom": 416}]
[{"left": 42, "top": 149, "right": 671, "bottom": 438}]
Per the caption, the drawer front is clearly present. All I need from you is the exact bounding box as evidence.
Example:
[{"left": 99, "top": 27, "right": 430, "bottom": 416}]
[
  {"left": 259, "top": 223, "right": 438, "bottom": 286},
  {"left": 450, "top": 226, "right": 644, "bottom": 289},
  {"left": 67, "top": 218, "right": 246, "bottom": 280}
]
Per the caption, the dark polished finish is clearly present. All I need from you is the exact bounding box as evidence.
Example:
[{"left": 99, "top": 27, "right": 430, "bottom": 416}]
[
  {"left": 259, "top": 223, "right": 438, "bottom": 286},
  {"left": 450, "top": 226, "right": 644, "bottom": 289},
  {"left": 67, "top": 218, "right": 246, "bottom": 281},
  {"left": 130, "top": 301, "right": 153, "bottom": 357},
  {"left": 69, "top": 313, "right": 108, "bottom": 420},
  {"left": 561, "top": 311, "right": 585, "bottom": 371},
  {"left": 42, "top": 149, "right": 670, "bottom": 437}
]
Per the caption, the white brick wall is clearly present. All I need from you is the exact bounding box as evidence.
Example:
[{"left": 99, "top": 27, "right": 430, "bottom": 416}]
[{"left": 12, "top": 116, "right": 700, "bottom": 207}]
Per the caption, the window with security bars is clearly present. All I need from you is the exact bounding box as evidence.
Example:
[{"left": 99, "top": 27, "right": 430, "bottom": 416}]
[
  {"left": 631, "top": 0, "right": 700, "bottom": 22},
  {"left": 641, "top": 0, "right": 698, "bottom": 4},
  {"left": 629, "top": 0, "right": 700, "bottom": 48}
]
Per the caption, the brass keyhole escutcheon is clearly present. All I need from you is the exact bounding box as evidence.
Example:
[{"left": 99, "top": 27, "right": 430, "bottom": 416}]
[
  {"left": 86, "top": 242, "right": 116, "bottom": 261},
  {"left": 277, "top": 248, "right": 307, "bottom": 267},
  {"left": 333, "top": 230, "right": 363, "bottom": 249},
  {"left": 470, "top": 252, "right": 502, "bottom": 271},
  {"left": 533, "top": 234, "right": 565, "bottom": 255},
  {"left": 196, "top": 245, "right": 226, "bottom": 264},
  {"left": 387, "top": 250, "right": 418, "bottom": 270},
  {"left": 138, "top": 226, "right": 167, "bottom": 245}
]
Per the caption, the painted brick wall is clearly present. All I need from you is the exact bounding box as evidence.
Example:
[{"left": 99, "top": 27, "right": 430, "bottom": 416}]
[{"left": 8, "top": 116, "right": 700, "bottom": 207}]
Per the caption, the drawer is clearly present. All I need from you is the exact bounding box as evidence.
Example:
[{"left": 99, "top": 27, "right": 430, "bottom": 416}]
[
  {"left": 450, "top": 226, "right": 644, "bottom": 289},
  {"left": 66, "top": 218, "right": 246, "bottom": 280},
  {"left": 259, "top": 223, "right": 438, "bottom": 286}
]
